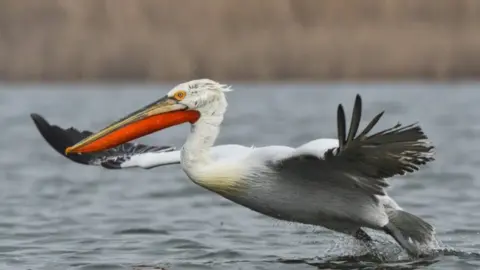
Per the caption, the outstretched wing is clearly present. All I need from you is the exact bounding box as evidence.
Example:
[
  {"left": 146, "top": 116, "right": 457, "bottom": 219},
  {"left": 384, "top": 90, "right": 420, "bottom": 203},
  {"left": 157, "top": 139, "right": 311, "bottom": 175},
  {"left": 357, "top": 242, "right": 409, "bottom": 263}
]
[
  {"left": 30, "top": 113, "right": 177, "bottom": 169},
  {"left": 270, "top": 94, "right": 435, "bottom": 196}
]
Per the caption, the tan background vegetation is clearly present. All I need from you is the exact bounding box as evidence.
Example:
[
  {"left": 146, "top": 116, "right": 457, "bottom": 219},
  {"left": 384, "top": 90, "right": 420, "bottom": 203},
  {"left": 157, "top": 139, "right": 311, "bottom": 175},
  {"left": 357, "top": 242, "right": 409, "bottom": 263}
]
[{"left": 0, "top": 0, "right": 479, "bottom": 81}]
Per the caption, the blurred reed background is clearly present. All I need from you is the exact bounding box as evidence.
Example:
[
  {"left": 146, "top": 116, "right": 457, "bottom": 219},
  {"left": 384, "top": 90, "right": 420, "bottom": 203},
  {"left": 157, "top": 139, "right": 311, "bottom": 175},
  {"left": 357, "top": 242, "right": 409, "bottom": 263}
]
[{"left": 0, "top": 0, "right": 479, "bottom": 82}]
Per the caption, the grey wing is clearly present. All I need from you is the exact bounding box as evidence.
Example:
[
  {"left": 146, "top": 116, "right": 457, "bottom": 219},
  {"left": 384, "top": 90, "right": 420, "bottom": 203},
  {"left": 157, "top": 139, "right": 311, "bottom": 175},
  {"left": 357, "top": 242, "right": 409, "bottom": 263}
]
[
  {"left": 31, "top": 113, "right": 176, "bottom": 169},
  {"left": 269, "top": 94, "right": 435, "bottom": 196}
]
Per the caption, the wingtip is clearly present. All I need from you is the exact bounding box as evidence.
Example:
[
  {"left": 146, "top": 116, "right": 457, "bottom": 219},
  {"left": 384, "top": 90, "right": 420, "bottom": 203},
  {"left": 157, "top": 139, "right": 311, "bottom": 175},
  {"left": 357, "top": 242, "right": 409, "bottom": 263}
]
[
  {"left": 30, "top": 112, "right": 54, "bottom": 142},
  {"left": 345, "top": 94, "right": 363, "bottom": 143},
  {"left": 337, "top": 103, "right": 345, "bottom": 115},
  {"left": 336, "top": 103, "right": 347, "bottom": 148},
  {"left": 30, "top": 112, "right": 48, "bottom": 127},
  {"left": 29, "top": 113, "right": 88, "bottom": 163},
  {"left": 354, "top": 95, "right": 362, "bottom": 109},
  {"left": 355, "top": 93, "right": 362, "bottom": 103}
]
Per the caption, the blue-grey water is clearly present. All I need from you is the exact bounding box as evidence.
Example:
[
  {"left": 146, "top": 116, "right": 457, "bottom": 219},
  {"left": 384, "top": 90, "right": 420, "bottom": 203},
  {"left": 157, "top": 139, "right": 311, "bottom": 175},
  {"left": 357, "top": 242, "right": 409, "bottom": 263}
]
[{"left": 1, "top": 82, "right": 480, "bottom": 270}]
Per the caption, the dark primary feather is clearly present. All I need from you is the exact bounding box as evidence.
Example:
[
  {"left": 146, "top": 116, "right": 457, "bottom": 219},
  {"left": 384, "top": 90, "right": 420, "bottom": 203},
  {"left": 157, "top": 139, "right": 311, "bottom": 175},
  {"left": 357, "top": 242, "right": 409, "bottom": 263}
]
[
  {"left": 273, "top": 94, "right": 435, "bottom": 196},
  {"left": 30, "top": 113, "right": 175, "bottom": 169},
  {"left": 337, "top": 104, "right": 346, "bottom": 149},
  {"left": 346, "top": 95, "right": 362, "bottom": 144}
]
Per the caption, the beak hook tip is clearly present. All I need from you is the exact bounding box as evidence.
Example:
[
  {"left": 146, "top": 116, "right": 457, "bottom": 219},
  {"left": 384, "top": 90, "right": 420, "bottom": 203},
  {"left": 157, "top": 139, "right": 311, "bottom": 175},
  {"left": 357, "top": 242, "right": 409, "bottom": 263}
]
[{"left": 65, "top": 146, "right": 74, "bottom": 155}]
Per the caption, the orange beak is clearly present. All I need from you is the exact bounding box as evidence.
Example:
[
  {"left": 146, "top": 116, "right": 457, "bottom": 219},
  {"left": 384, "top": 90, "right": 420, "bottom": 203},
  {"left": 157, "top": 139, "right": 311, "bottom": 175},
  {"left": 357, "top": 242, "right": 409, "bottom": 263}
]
[{"left": 65, "top": 95, "right": 200, "bottom": 154}]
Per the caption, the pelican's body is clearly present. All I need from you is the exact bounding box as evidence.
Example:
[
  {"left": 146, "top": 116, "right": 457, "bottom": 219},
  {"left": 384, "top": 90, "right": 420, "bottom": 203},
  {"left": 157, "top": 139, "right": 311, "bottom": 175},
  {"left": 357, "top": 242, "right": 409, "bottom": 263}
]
[
  {"left": 166, "top": 119, "right": 398, "bottom": 238},
  {"left": 36, "top": 79, "right": 436, "bottom": 257}
]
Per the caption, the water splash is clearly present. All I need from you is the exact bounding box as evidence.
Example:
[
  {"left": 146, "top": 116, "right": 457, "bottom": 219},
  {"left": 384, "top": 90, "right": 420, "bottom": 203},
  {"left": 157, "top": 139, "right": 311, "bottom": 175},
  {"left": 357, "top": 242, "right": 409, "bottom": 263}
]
[{"left": 276, "top": 232, "right": 480, "bottom": 269}]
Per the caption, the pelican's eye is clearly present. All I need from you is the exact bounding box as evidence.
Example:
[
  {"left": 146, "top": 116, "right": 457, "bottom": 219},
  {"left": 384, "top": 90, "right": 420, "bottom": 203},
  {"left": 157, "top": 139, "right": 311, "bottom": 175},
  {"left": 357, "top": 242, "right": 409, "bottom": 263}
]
[{"left": 173, "top": 90, "right": 187, "bottom": 101}]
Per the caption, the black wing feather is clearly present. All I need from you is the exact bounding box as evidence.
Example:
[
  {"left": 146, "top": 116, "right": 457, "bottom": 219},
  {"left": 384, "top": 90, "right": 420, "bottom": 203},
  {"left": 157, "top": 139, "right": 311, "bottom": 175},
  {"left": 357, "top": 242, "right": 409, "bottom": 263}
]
[
  {"left": 345, "top": 94, "right": 362, "bottom": 143},
  {"left": 356, "top": 111, "right": 384, "bottom": 139},
  {"left": 274, "top": 94, "right": 435, "bottom": 196},
  {"left": 30, "top": 113, "right": 175, "bottom": 169},
  {"left": 326, "top": 95, "right": 435, "bottom": 180},
  {"left": 337, "top": 104, "right": 346, "bottom": 150}
]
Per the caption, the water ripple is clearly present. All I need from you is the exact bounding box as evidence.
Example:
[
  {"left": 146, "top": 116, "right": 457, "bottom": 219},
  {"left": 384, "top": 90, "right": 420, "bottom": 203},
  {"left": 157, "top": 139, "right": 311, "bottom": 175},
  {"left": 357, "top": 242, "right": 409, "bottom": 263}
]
[{"left": 114, "top": 228, "right": 170, "bottom": 235}]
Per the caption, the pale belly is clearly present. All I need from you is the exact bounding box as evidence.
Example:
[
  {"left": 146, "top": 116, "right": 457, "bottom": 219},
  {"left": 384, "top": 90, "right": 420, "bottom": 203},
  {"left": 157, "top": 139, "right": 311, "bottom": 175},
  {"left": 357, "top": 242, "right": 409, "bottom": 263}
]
[{"left": 222, "top": 175, "right": 389, "bottom": 232}]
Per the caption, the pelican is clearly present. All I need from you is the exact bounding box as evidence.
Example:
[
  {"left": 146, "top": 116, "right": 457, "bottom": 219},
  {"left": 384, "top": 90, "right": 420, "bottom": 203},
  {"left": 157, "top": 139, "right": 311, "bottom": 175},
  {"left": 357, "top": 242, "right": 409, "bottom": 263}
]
[{"left": 36, "top": 79, "right": 436, "bottom": 257}]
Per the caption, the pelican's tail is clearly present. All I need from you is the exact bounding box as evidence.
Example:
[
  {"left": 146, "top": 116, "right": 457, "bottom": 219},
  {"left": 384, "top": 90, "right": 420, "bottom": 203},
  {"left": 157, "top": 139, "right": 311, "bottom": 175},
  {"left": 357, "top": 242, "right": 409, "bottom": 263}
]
[{"left": 383, "top": 209, "right": 435, "bottom": 257}]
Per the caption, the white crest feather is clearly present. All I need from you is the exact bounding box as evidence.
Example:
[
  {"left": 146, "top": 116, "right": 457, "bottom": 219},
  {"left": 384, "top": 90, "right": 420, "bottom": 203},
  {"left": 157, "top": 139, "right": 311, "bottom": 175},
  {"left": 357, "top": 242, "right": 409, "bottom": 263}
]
[
  {"left": 220, "top": 84, "right": 234, "bottom": 92},
  {"left": 186, "top": 79, "right": 233, "bottom": 93}
]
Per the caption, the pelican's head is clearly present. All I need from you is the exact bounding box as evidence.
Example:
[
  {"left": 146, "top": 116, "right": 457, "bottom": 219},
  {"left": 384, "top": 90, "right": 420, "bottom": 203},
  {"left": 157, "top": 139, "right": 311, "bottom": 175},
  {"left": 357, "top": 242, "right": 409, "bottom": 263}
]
[
  {"left": 167, "top": 78, "right": 231, "bottom": 116},
  {"left": 65, "top": 79, "right": 232, "bottom": 154}
]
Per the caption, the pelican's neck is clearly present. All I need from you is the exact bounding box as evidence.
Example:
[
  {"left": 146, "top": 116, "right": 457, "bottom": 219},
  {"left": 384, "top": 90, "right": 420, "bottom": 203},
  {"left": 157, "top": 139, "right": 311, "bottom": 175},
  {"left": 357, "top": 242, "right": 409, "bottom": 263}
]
[
  {"left": 180, "top": 112, "right": 244, "bottom": 196},
  {"left": 179, "top": 96, "right": 243, "bottom": 196},
  {"left": 181, "top": 114, "right": 223, "bottom": 170}
]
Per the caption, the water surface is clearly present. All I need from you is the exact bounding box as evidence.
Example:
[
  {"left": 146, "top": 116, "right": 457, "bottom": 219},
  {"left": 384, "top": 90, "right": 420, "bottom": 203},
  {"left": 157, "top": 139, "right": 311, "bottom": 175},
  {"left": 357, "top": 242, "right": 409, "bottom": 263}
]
[{"left": 1, "top": 82, "right": 480, "bottom": 269}]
